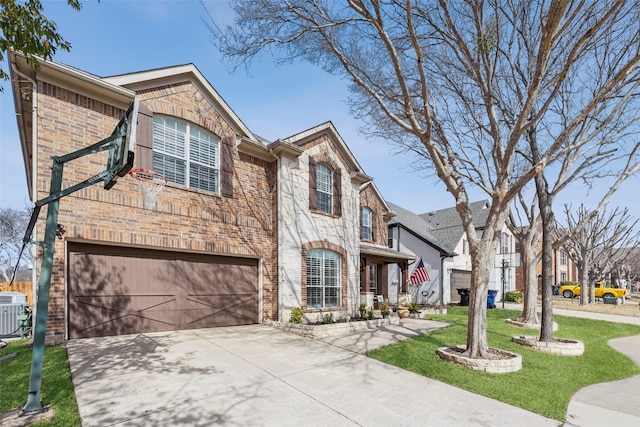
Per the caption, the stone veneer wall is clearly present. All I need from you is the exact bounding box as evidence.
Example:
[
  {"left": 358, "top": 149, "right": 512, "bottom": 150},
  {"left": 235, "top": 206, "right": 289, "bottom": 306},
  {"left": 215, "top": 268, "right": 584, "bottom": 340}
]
[{"left": 278, "top": 134, "right": 361, "bottom": 322}]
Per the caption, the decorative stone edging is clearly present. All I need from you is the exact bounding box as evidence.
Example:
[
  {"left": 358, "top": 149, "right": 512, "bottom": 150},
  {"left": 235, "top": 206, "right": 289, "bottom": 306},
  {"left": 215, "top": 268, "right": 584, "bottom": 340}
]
[
  {"left": 265, "top": 316, "right": 400, "bottom": 339},
  {"left": 506, "top": 318, "right": 558, "bottom": 332},
  {"left": 436, "top": 345, "right": 522, "bottom": 373},
  {"left": 511, "top": 335, "right": 584, "bottom": 356}
]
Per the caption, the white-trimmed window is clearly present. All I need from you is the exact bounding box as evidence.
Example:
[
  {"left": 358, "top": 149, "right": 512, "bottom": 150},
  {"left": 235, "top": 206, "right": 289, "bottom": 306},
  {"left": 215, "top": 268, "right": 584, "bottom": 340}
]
[
  {"left": 316, "top": 163, "right": 333, "bottom": 214},
  {"left": 306, "top": 249, "right": 340, "bottom": 308},
  {"left": 362, "top": 207, "right": 373, "bottom": 240},
  {"left": 559, "top": 251, "right": 567, "bottom": 265},
  {"left": 500, "top": 232, "right": 511, "bottom": 254},
  {"left": 153, "top": 116, "right": 220, "bottom": 193}
]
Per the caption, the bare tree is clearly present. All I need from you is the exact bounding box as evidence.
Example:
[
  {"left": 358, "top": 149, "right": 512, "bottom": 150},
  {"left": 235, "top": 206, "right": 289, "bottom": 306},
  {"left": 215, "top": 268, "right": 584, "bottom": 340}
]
[
  {"left": 508, "top": 192, "right": 541, "bottom": 326},
  {"left": 211, "top": 1, "right": 640, "bottom": 358},
  {"left": 562, "top": 205, "right": 640, "bottom": 304},
  {"left": 0, "top": 207, "right": 30, "bottom": 281}
]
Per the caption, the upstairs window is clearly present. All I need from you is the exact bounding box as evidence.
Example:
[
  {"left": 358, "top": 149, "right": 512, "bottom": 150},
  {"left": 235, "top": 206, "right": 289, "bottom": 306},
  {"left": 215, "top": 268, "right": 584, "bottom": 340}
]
[
  {"left": 500, "top": 232, "right": 511, "bottom": 254},
  {"left": 362, "top": 207, "right": 373, "bottom": 240},
  {"left": 316, "top": 163, "right": 333, "bottom": 214},
  {"left": 153, "top": 116, "right": 220, "bottom": 193},
  {"left": 559, "top": 251, "right": 567, "bottom": 265},
  {"left": 308, "top": 158, "right": 342, "bottom": 216}
]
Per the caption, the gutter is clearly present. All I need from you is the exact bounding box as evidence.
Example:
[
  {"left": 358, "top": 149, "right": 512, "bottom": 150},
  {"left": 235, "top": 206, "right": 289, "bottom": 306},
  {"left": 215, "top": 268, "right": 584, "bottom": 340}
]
[{"left": 11, "top": 62, "right": 38, "bottom": 320}]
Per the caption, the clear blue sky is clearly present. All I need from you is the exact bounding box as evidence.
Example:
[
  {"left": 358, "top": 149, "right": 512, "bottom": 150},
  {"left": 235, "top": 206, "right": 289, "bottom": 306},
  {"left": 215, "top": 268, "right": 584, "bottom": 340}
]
[{"left": 1, "top": 0, "right": 638, "bottom": 223}]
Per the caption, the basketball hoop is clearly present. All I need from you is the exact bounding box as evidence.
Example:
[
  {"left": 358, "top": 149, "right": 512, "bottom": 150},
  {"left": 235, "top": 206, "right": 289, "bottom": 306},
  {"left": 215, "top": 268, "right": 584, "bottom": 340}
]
[{"left": 129, "top": 168, "right": 167, "bottom": 209}]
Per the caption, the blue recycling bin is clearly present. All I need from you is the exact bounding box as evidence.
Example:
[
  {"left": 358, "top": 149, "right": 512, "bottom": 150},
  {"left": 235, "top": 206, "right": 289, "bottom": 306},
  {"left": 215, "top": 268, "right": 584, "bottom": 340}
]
[{"left": 487, "top": 290, "right": 498, "bottom": 309}]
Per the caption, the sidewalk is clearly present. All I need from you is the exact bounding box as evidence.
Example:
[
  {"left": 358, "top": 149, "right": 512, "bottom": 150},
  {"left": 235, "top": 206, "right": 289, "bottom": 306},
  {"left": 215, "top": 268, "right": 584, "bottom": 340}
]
[{"left": 501, "top": 302, "right": 640, "bottom": 427}]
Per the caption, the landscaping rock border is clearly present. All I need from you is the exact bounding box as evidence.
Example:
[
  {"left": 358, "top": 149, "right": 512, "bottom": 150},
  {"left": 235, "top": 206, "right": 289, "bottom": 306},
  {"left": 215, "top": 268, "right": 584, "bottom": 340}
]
[
  {"left": 265, "top": 316, "right": 400, "bottom": 339},
  {"left": 511, "top": 335, "right": 584, "bottom": 356},
  {"left": 436, "top": 345, "right": 522, "bottom": 373},
  {"left": 506, "top": 318, "right": 558, "bottom": 331}
]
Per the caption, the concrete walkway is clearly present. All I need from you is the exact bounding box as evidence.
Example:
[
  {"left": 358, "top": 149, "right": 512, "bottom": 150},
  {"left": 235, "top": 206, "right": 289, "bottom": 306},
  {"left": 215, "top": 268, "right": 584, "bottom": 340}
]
[{"left": 65, "top": 308, "right": 640, "bottom": 427}]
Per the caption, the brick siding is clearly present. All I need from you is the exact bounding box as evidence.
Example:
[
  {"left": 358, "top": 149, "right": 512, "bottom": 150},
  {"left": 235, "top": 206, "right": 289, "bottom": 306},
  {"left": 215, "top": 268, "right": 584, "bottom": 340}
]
[{"left": 34, "top": 80, "right": 277, "bottom": 342}]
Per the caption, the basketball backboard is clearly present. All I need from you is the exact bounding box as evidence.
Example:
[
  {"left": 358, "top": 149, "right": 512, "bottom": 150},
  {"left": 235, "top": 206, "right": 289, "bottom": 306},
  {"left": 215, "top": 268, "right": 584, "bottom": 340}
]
[{"left": 104, "top": 98, "right": 139, "bottom": 189}]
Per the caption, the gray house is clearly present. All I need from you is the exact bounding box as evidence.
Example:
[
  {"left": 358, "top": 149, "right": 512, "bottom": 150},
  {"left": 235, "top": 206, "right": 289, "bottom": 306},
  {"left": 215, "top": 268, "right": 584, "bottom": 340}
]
[
  {"left": 387, "top": 202, "right": 454, "bottom": 306},
  {"left": 388, "top": 200, "right": 517, "bottom": 305}
]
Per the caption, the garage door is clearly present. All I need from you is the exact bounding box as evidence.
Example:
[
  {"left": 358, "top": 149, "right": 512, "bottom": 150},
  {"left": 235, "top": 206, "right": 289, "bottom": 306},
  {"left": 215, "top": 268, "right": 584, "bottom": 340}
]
[
  {"left": 450, "top": 269, "right": 471, "bottom": 302},
  {"left": 68, "top": 243, "right": 259, "bottom": 339}
]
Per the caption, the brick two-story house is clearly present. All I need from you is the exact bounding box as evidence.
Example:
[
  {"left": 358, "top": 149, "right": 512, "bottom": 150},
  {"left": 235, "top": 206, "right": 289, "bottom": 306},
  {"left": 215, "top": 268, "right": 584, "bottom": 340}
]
[{"left": 8, "top": 52, "right": 412, "bottom": 342}]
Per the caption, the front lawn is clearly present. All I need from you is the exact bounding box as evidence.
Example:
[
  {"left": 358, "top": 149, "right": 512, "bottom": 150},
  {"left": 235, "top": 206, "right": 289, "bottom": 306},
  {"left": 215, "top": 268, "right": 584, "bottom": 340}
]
[
  {"left": 0, "top": 339, "right": 80, "bottom": 426},
  {"left": 369, "top": 306, "right": 640, "bottom": 421}
]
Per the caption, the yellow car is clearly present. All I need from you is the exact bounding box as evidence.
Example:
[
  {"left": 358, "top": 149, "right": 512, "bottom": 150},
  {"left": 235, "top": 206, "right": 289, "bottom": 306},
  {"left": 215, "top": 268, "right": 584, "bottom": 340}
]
[{"left": 558, "top": 282, "right": 629, "bottom": 299}]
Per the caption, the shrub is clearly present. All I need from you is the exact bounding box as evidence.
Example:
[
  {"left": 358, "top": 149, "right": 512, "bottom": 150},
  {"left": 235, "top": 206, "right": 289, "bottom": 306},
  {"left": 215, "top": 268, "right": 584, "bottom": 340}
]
[
  {"left": 289, "top": 307, "right": 304, "bottom": 324},
  {"left": 359, "top": 302, "right": 367, "bottom": 319},
  {"left": 323, "top": 312, "right": 334, "bottom": 324},
  {"left": 504, "top": 290, "right": 523, "bottom": 303},
  {"left": 409, "top": 302, "right": 420, "bottom": 313},
  {"left": 380, "top": 302, "right": 390, "bottom": 316},
  {"left": 367, "top": 308, "right": 374, "bottom": 320}
]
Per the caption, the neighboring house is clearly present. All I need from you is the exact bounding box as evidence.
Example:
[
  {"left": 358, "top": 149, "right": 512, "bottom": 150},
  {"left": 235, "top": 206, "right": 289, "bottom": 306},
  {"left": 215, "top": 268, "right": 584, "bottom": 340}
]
[
  {"left": 386, "top": 202, "right": 455, "bottom": 306},
  {"left": 418, "top": 200, "right": 518, "bottom": 303},
  {"left": 8, "top": 52, "right": 412, "bottom": 342},
  {"left": 514, "top": 227, "right": 578, "bottom": 291}
]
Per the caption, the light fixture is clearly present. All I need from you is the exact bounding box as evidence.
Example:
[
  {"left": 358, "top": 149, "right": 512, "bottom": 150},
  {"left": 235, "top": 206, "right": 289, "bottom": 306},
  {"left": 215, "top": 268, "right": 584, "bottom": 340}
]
[{"left": 56, "top": 224, "right": 66, "bottom": 239}]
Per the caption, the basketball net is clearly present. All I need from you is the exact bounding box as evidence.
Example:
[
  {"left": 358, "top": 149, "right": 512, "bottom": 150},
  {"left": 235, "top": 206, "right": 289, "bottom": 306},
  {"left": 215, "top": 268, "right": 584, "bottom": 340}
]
[{"left": 129, "top": 168, "right": 167, "bottom": 209}]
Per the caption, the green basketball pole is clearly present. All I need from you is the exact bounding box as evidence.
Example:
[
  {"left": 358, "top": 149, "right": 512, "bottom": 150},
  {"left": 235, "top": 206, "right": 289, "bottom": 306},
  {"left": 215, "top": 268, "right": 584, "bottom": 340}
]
[
  {"left": 23, "top": 160, "right": 63, "bottom": 412},
  {"left": 21, "top": 99, "right": 137, "bottom": 414}
]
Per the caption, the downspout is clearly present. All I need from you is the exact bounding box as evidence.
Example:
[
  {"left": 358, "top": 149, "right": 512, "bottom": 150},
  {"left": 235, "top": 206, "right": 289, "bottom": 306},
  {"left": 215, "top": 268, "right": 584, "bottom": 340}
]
[
  {"left": 439, "top": 255, "right": 446, "bottom": 314},
  {"left": 396, "top": 224, "right": 401, "bottom": 305},
  {"left": 271, "top": 149, "right": 283, "bottom": 322},
  {"left": 11, "top": 62, "right": 38, "bottom": 320}
]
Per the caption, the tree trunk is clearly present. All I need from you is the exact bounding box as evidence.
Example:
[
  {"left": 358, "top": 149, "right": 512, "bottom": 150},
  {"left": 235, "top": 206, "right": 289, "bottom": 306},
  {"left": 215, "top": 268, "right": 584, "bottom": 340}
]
[
  {"left": 535, "top": 176, "right": 555, "bottom": 342},
  {"left": 580, "top": 253, "right": 590, "bottom": 305},
  {"left": 518, "top": 240, "right": 539, "bottom": 325},
  {"left": 466, "top": 243, "right": 491, "bottom": 358}
]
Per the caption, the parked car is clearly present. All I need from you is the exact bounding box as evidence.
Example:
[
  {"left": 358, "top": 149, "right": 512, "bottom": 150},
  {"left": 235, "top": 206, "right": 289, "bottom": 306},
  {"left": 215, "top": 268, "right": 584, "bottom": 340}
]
[{"left": 558, "top": 282, "right": 629, "bottom": 299}]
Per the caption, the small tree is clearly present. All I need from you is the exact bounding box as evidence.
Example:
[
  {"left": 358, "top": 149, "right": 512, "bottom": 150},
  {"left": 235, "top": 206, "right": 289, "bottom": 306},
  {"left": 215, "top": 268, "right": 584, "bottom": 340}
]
[
  {"left": 0, "top": 0, "right": 82, "bottom": 82},
  {"left": 562, "top": 205, "right": 640, "bottom": 304}
]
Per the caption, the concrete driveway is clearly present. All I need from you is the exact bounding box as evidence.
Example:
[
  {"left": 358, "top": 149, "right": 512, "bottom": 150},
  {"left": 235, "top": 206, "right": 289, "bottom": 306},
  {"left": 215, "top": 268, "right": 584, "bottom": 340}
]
[{"left": 66, "top": 321, "right": 559, "bottom": 426}]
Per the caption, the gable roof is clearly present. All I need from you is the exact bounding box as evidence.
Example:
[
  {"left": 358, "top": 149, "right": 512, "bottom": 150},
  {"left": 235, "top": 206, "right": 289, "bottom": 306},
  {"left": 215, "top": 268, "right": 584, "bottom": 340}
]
[
  {"left": 418, "top": 200, "right": 491, "bottom": 251},
  {"left": 103, "top": 63, "right": 258, "bottom": 143},
  {"left": 362, "top": 182, "right": 395, "bottom": 219},
  {"left": 387, "top": 202, "right": 455, "bottom": 256},
  {"left": 282, "top": 121, "right": 370, "bottom": 181}
]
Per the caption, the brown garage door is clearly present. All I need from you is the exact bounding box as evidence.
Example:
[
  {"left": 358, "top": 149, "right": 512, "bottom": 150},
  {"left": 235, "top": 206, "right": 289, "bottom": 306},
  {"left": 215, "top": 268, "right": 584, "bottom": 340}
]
[
  {"left": 450, "top": 269, "right": 471, "bottom": 302},
  {"left": 68, "top": 243, "right": 259, "bottom": 339}
]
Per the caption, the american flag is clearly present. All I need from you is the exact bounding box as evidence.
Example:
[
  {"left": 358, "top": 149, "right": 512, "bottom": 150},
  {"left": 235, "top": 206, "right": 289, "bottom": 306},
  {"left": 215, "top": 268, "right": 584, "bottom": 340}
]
[{"left": 410, "top": 259, "right": 431, "bottom": 284}]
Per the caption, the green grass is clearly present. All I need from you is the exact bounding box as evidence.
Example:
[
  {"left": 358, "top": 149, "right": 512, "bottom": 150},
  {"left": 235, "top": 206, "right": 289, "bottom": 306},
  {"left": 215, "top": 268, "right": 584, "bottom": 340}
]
[
  {"left": 0, "top": 339, "right": 80, "bottom": 426},
  {"left": 369, "top": 306, "right": 640, "bottom": 421}
]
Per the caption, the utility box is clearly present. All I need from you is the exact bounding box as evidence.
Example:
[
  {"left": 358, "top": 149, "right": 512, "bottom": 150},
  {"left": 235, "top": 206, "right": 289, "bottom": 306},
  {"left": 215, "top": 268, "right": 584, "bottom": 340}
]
[{"left": 0, "top": 292, "right": 28, "bottom": 336}]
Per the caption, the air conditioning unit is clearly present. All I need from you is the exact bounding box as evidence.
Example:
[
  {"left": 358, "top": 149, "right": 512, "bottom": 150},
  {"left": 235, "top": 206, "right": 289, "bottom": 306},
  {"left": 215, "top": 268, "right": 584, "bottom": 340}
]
[
  {"left": 0, "top": 292, "right": 28, "bottom": 336},
  {"left": 0, "top": 292, "right": 27, "bottom": 305}
]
